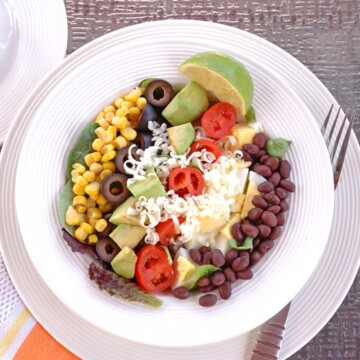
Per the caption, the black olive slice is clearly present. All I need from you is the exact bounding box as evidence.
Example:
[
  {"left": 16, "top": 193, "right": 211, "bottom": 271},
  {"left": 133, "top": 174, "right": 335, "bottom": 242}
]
[
  {"left": 95, "top": 237, "right": 120, "bottom": 263},
  {"left": 101, "top": 173, "right": 130, "bottom": 205},
  {"left": 145, "top": 79, "right": 174, "bottom": 108},
  {"left": 115, "top": 146, "right": 140, "bottom": 175},
  {"left": 133, "top": 132, "right": 153, "bottom": 150},
  {"left": 136, "top": 103, "right": 158, "bottom": 131}
]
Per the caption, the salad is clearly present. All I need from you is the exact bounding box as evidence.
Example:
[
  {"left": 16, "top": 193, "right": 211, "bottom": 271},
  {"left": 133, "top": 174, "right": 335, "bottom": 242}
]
[{"left": 59, "top": 52, "right": 295, "bottom": 308}]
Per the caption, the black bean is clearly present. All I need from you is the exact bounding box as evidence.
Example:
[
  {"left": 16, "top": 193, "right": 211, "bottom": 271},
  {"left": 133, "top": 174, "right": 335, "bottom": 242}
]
[
  {"left": 280, "top": 200, "right": 289, "bottom": 212},
  {"left": 258, "top": 239, "right": 275, "bottom": 254},
  {"left": 225, "top": 249, "right": 239, "bottom": 266},
  {"left": 241, "top": 224, "right": 259, "bottom": 238},
  {"left": 232, "top": 223, "right": 245, "bottom": 242},
  {"left": 253, "top": 150, "right": 266, "bottom": 159},
  {"left": 250, "top": 250, "right": 262, "bottom": 264},
  {"left": 258, "top": 181, "right": 275, "bottom": 193},
  {"left": 268, "top": 172, "right": 281, "bottom": 186},
  {"left": 279, "top": 160, "right": 291, "bottom": 179},
  {"left": 239, "top": 250, "right": 250, "bottom": 259},
  {"left": 189, "top": 248, "right": 202, "bottom": 264},
  {"left": 260, "top": 154, "right": 270, "bottom": 164},
  {"left": 199, "top": 284, "right": 215, "bottom": 293},
  {"left": 242, "top": 151, "right": 253, "bottom": 162},
  {"left": 201, "top": 251, "right": 212, "bottom": 265},
  {"left": 267, "top": 205, "right": 281, "bottom": 214},
  {"left": 211, "top": 249, "right": 225, "bottom": 267},
  {"left": 264, "top": 156, "right": 280, "bottom": 171},
  {"left": 252, "top": 164, "right": 272, "bottom": 177},
  {"left": 243, "top": 144, "right": 259, "bottom": 155},
  {"left": 269, "top": 226, "right": 282, "bottom": 240},
  {"left": 199, "top": 246, "right": 211, "bottom": 253},
  {"left": 275, "top": 187, "right": 289, "bottom": 199},
  {"left": 253, "top": 237, "right": 261, "bottom": 248},
  {"left": 199, "top": 294, "right": 218, "bottom": 307},
  {"left": 172, "top": 286, "right": 190, "bottom": 300},
  {"left": 257, "top": 224, "right": 271, "bottom": 239},
  {"left": 232, "top": 256, "right": 250, "bottom": 272},
  {"left": 198, "top": 277, "right": 211, "bottom": 287},
  {"left": 276, "top": 212, "right": 285, "bottom": 226},
  {"left": 241, "top": 219, "right": 252, "bottom": 225},
  {"left": 211, "top": 271, "right": 226, "bottom": 286},
  {"left": 224, "top": 267, "right": 237, "bottom": 283},
  {"left": 280, "top": 179, "right": 296, "bottom": 192},
  {"left": 254, "top": 133, "right": 267, "bottom": 149},
  {"left": 263, "top": 193, "right": 280, "bottom": 205},
  {"left": 252, "top": 195, "right": 268, "bottom": 209},
  {"left": 261, "top": 211, "right": 278, "bottom": 227},
  {"left": 218, "top": 281, "right": 232, "bottom": 300},
  {"left": 236, "top": 269, "right": 254, "bottom": 280},
  {"left": 247, "top": 207, "right": 263, "bottom": 222}
]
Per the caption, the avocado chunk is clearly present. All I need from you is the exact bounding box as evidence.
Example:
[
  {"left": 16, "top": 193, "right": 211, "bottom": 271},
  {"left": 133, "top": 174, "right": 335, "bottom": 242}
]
[
  {"left": 127, "top": 167, "right": 166, "bottom": 200},
  {"left": 162, "top": 81, "right": 209, "bottom": 126},
  {"left": 109, "top": 196, "right": 140, "bottom": 226},
  {"left": 167, "top": 123, "right": 195, "bottom": 155},
  {"left": 111, "top": 246, "right": 138, "bottom": 279},
  {"left": 110, "top": 223, "right": 146, "bottom": 249}
]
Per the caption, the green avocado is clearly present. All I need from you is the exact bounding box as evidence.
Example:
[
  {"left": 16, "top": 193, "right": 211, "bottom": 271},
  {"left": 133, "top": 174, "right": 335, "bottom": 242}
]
[
  {"left": 110, "top": 223, "right": 146, "bottom": 249},
  {"left": 161, "top": 81, "right": 209, "bottom": 126},
  {"left": 109, "top": 196, "right": 140, "bottom": 226},
  {"left": 167, "top": 123, "right": 195, "bottom": 154},
  {"left": 127, "top": 167, "right": 166, "bottom": 200},
  {"left": 111, "top": 246, "right": 138, "bottom": 279}
]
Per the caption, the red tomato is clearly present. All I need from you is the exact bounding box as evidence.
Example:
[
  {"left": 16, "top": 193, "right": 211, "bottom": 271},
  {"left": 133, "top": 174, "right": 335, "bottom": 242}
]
[
  {"left": 168, "top": 167, "right": 205, "bottom": 197},
  {"left": 156, "top": 217, "right": 185, "bottom": 246},
  {"left": 189, "top": 139, "right": 222, "bottom": 162},
  {"left": 135, "top": 245, "right": 174, "bottom": 293},
  {"left": 201, "top": 102, "right": 237, "bottom": 139}
]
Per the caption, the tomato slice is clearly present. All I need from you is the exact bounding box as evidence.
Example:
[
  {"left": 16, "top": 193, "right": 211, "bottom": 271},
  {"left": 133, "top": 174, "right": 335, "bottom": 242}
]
[
  {"left": 156, "top": 217, "right": 185, "bottom": 246},
  {"left": 168, "top": 167, "right": 205, "bottom": 197},
  {"left": 201, "top": 102, "right": 237, "bottom": 139},
  {"left": 189, "top": 139, "right": 223, "bottom": 162},
  {"left": 135, "top": 245, "right": 174, "bottom": 293}
]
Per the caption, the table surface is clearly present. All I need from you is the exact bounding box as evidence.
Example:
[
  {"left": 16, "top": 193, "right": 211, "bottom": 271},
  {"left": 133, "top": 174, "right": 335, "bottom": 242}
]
[{"left": 63, "top": 0, "right": 360, "bottom": 359}]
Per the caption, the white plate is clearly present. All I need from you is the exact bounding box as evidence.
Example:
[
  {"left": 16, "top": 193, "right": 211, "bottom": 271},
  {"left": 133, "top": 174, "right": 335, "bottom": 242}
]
[
  {"left": 14, "top": 36, "right": 333, "bottom": 346},
  {"left": 0, "top": 0, "right": 67, "bottom": 144},
  {"left": 0, "top": 20, "right": 359, "bottom": 359}
]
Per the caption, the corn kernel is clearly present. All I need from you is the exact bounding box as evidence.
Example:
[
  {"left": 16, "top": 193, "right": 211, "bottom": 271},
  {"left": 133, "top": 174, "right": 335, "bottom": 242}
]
[
  {"left": 96, "top": 194, "right": 108, "bottom": 207},
  {"left": 87, "top": 207, "right": 102, "bottom": 219},
  {"left": 65, "top": 206, "right": 80, "bottom": 226},
  {"left": 89, "top": 194, "right": 99, "bottom": 202},
  {"left": 99, "top": 203, "right": 113, "bottom": 213},
  {"left": 83, "top": 170, "right": 96, "bottom": 183},
  {"left": 102, "top": 130, "right": 114, "bottom": 144},
  {"left": 136, "top": 97, "right": 147, "bottom": 110},
  {"left": 120, "top": 127, "right": 137, "bottom": 141},
  {"left": 112, "top": 116, "right": 128, "bottom": 130},
  {"left": 80, "top": 222, "right": 94, "bottom": 235},
  {"left": 102, "top": 150, "right": 116, "bottom": 163},
  {"left": 95, "top": 175, "right": 102, "bottom": 183},
  {"left": 104, "top": 106, "right": 115, "bottom": 113},
  {"left": 84, "top": 182, "right": 100, "bottom": 197},
  {"left": 121, "top": 100, "right": 135, "bottom": 109},
  {"left": 128, "top": 107, "right": 141, "bottom": 122},
  {"left": 89, "top": 162, "right": 103, "bottom": 174},
  {"left": 100, "top": 169, "right": 113, "bottom": 181},
  {"left": 95, "top": 219, "right": 107, "bottom": 232},
  {"left": 71, "top": 171, "right": 80, "bottom": 183},
  {"left": 102, "top": 161, "right": 116, "bottom": 172},
  {"left": 125, "top": 88, "right": 142, "bottom": 103},
  {"left": 74, "top": 227, "right": 88, "bottom": 242},
  {"left": 88, "top": 217, "right": 98, "bottom": 227},
  {"left": 88, "top": 234, "right": 98, "bottom": 245},
  {"left": 100, "top": 144, "right": 114, "bottom": 155},
  {"left": 108, "top": 125, "right": 117, "bottom": 139},
  {"left": 92, "top": 151, "right": 102, "bottom": 162},
  {"left": 96, "top": 117, "right": 109, "bottom": 130},
  {"left": 74, "top": 175, "right": 89, "bottom": 188},
  {"left": 95, "top": 127, "right": 106, "bottom": 140},
  {"left": 84, "top": 153, "right": 95, "bottom": 167},
  {"left": 73, "top": 195, "right": 87, "bottom": 207},
  {"left": 105, "top": 112, "right": 115, "bottom": 122},
  {"left": 113, "top": 136, "right": 127, "bottom": 149},
  {"left": 96, "top": 111, "right": 105, "bottom": 121},
  {"left": 76, "top": 205, "right": 87, "bottom": 214},
  {"left": 116, "top": 107, "right": 129, "bottom": 117},
  {"left": 72, "top": 163, "right": 86, "bottom": 174},
  {"left": 114, "top": 97, "right": 124, "bottom": 108},
  {"left": 86, "top": 199, "right": 96, "bottom": 208},
  {"left": 73, "top": 183, "right": 85, "bottom": 196},
  {"left": 78, "top": 214, "right": 86, "bottom": 223}
]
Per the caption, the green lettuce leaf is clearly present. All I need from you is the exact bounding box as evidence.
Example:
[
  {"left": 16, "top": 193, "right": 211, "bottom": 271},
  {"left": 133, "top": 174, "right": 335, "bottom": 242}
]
[
  {"left": 58, "top": 180, "right": 75, "bottom": 235},
  {"left": 228, "top": 236, "right": 253, "bottom": 251},
  {"left": 188, "top": 264, "right": 220, "bottom": 290}
]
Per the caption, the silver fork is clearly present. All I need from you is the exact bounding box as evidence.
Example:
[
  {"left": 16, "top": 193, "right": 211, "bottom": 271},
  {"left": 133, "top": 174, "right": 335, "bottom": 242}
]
[{"left": 250, "top": 105, "right": 356, "bottom": 360}]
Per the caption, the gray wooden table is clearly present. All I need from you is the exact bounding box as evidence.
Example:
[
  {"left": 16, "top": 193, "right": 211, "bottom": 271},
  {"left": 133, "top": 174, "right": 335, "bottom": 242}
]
[{"left": 65, "top": 1, "right": 360, "bottom": 358}]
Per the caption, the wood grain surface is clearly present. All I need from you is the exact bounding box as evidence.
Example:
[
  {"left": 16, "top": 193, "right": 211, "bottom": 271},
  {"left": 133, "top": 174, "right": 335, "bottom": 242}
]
[{"left": 64, "top": 1, "right": 360, "bottom": 358}]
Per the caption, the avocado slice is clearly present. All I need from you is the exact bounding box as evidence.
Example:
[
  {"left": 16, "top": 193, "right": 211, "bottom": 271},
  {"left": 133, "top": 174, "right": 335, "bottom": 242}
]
[
  {"left": 167, "top": 123, "right": 195, "bottom": 155},
  {"left": 162, "top": 81, "right": 209, "bottom": 126},
  {"left": 111, "top": 246, "right": 138, "bottom": 279},
  {"left": 127, "top": 167, "right": 166, "bottom": 200},
  {"left": 110, "top": 223, "right": 146, "bottom": 249},
  {"left": 109, "top": 196, "right": 140, "bottom": 226}
]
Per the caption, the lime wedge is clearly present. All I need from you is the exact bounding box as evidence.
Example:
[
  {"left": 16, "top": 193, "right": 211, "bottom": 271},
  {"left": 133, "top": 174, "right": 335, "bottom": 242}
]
[{"left": 179, "top": 52, "right": 254, "bottom": 116}]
